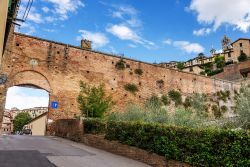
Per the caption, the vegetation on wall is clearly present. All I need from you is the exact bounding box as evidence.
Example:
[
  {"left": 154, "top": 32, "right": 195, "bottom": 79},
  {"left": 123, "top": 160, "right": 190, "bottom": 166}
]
[
  {"left": 156, "top": 79, "right": 164, "bottom": 88},
  {"left": 134, "top": 68, "right": 143, "bottom": 75},
  {"left": 124, "top": 83, "right": 139, "bottom": 94},
  {"left": 13, "top": 112, "right": 32, "bottom": 132},
  {"left": 77, "top": 81, "right": 113, "bottom": 118},
  {"left": 168, "top": 90, "right": 182, "bottom": 106},
  {"left": 115, "top": 59, "right": 126, "bottom": 70}
]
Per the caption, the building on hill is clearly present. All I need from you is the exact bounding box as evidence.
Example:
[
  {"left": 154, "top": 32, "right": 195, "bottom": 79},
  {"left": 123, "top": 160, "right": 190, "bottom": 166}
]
[
  {"left": 1, "top": 111, "right": 12, "bottom": 134},
  {"left": 24, "top": 112, "right": 47, "bottom": 136},
  {"left": 159, "top": 36, "right": 250, "bottom": 75},
  {"left": 21, "top": 107, "right": 48, "bottom": 119},
  {"left": 222, "top": 38, "right": 250, "bottom": 63}
]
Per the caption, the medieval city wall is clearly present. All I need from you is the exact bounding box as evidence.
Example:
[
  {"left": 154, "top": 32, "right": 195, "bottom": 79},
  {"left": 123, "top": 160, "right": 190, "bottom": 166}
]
[{"left": 1, "top": 33, "right": 239, "bottom": 122}]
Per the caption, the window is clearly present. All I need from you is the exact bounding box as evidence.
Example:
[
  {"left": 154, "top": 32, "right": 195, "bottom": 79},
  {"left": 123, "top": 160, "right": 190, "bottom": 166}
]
[
  {"left": 240, "top": 43, "right": 243, "bottom": 47},
  {"left": 228, "top": 53, "right": 231, "bottom": 57}
]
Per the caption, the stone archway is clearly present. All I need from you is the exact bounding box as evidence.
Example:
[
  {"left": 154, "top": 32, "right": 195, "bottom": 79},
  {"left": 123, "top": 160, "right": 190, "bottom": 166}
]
[
  {"left": 0, "top": 70, "right": 52, "bottom": 134},
  {"left": 8, "top": 70, "right": 51, "bottom": 92}
]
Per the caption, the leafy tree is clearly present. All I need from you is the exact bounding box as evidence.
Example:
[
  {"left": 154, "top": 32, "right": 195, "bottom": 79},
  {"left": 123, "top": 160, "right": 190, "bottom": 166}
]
[
  {"left": 214, "top": 55, "right": 225, "bottom": 68},
  {"left": 198, "top": 52, "right": 204, "bottom": 57},
  {"left": 238, "top": 52, "right": 248, "bottom": 62},
  {"left": 177, "top": 62, "right": 184, "bottom": 70},
  {"left": 77, "top": 81, "right": 113, "bottom": 118},
  {"left": 13, "top": 112, "right": 32, "bottom": 132}
]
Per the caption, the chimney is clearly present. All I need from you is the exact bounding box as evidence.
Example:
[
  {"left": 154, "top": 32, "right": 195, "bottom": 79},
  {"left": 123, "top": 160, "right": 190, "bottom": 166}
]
[{"left": 81, "top": 39, "right": 92, "bottom": 50}]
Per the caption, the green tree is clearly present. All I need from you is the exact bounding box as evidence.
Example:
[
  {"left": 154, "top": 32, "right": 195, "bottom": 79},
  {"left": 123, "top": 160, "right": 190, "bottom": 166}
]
[
  {"left": 238, "top": 52, "right": 248, "bottom": 62},
  {"left": 77, "top": 81, "right": 113, "bottom": 118},
  {"left": 214, "top": 55, "right": 225, "bottom": 68},
  {"left": 13, "top": 112, "right": 32, "bottom": 132},
  {"left": 177, "top": 62, "right": 184, "bottom": 70}
]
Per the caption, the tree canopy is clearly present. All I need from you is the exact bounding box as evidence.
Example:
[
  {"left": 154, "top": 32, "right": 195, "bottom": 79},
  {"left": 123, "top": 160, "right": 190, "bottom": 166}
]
[{"left": 13, "top": 112, "right": 32, "bottom": 132}]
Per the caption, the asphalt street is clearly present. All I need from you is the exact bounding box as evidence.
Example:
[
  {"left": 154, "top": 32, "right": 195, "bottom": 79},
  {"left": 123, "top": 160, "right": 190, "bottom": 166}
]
[{"left": 0, "top": 135, "right": 150, "bottom": 167}]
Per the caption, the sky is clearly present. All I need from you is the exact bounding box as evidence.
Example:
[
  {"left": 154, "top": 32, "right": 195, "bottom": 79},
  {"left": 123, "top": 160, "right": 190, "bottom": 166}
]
[
  {"left": 5, "top": 86, "right": 49, "bottom": 110},
  {"left": 7, "top": 0, "right": 250, "bottom": 109}
]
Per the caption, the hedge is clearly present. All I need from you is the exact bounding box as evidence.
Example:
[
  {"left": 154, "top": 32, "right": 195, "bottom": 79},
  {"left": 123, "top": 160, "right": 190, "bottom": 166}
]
[
  {"left": 84, "top": 119, "right": 250, "bottom": 166},
  {"left": 105, "top": 121, "right": 250, "bottom": 167},
  {"left": 84, "top": 118, "right": 106, "bottom": 134}
]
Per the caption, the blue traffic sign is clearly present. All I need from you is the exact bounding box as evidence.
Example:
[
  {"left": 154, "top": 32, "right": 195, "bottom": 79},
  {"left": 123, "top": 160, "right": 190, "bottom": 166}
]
[{"left": 51, "top": 102, "right": 58, "bottom": 109}]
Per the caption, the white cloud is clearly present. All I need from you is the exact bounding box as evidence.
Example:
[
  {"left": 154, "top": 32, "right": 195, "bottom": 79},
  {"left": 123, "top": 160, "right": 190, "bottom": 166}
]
[
  {"left": 173, "top": 41, "right": 204, "bottom": 54},
  {"left": 163, "top": 39, "right": 172, "bottom": 45},
  {"left": 44, "top": 0, "right": 85, "bottom": 20},
  {"left": 42, "top": 6, "right": 49, "bottom": 13},
  {"left": 193, "top": 28, "right": 212, "bottom": 36},
  {"left": 78, "top": 30, "right": 109, "bottom": 48},
  {"left": 18, "top": 6, "right": 43, "bottom": 23},
  {"left": 5, "top": 87, "right": 49, "bottom": 110},
  {"left": 106, "top": 24, "right": 156, "bottom": 49},
  {"left": 16, "top": 23, "right": 36, "bottom": 35},
  {"left": 189, "top": 0, "right": 250, "bottom": 32},
  {"left": 128, "top": 44, "right": 137, "bottom": 48},
  {"left": 45, "top": 16, "right": 56, "bottom": 23},
  {"left": 107, "top": 24, "right": 140, "bottom": 42}
]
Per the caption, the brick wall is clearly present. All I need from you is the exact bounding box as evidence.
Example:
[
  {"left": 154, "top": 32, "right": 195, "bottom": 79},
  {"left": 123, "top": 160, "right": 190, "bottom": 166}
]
[
  {"left": 214, "top": 60, "right": 250, "bottom": 81},
  {"left": 1, "top": 33, "right": 240, "bottom": 126}
]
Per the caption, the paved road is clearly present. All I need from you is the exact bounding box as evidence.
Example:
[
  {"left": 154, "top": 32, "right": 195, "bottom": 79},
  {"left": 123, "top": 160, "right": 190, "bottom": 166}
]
[{"left": 0, "top": 135, "right": 150, "bottom": 167}]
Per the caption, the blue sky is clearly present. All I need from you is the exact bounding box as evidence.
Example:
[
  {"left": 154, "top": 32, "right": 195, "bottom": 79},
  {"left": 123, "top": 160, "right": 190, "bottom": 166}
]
[
  {"left": 16, "top": 0, "right": 250, "bottom": 63},
  {"left": 7, "top": 0, "right": 250, "bottom": 109}
]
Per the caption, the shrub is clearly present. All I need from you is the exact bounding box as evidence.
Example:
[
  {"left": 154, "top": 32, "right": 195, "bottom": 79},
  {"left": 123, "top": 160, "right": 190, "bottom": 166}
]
[
  {"left": 134, "top": 68, "right": 143, "bottom": 75},
  {"left": 189, "top": 93, "right": 208, "bottom": 117},
  {"left": 220, "top": 105, "right": 228, "bottom": 113},
  {"left": 212, "top": 104, "right": 222, "bottom": 118},
  {"left": 238, "top": 52, "right": 248, "bottom": 62},
  {"left": 177, "top": 62, "right": 184, "bottom": 70},
  {"left": 183, "top": 96, "right": 191, "bottom": 108},
  {"left": 106, "top": 121, "right": 250, "bottom": 166},
  {"left": 200, "top": 71, "right": 206, "bottom": 75},
  {"left": 214, "top": 55, "right": 225, "bottom": 68},
  {"left": 168, "top": 90, "right": 182, "bottom": 106},
  {"left": 145, "top": 95, "right": 161, "bottom": 109},
  {"left": 207, "top": 69, "right": 223, "bottom": 76},
  {"left": 77, "top": 81, "right": 113, "bottom": 118},
  {"left": 234, "top": 85, "right": 250, "bottom": 129},
  {"left": 124, "top": 83, "right": 139, "bottom": 94},
  {"left": 115, "top": 59, "right": 126, "bottom": 70},
  {"left": 84, "top": 118, "right": 106, "bottom": 134},
  {"left": 161, "top": 94, "right": 170, "bottom": 105}
]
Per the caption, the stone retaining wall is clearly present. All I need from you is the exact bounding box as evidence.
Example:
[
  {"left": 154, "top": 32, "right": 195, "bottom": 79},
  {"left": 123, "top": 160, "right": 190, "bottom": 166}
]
[{"left": 54, "top": 119, "right": 191, "bottom": 167}]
